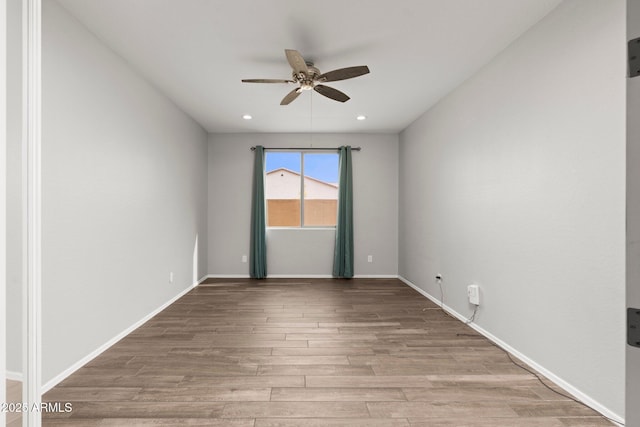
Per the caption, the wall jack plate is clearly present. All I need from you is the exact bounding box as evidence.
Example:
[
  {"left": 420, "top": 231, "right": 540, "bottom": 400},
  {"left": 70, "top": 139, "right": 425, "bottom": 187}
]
[{"left": 628, "top": 308, "right": 640, "bottom": 348}]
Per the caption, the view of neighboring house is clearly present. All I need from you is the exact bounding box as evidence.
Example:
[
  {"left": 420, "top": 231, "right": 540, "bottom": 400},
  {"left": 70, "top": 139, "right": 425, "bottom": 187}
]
[{"left": 265, "top": 168, "right": 338, "bottom": 226}]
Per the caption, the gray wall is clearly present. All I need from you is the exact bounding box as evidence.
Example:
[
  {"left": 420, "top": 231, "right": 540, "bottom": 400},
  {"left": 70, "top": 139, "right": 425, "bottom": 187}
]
[
  {"left": 627, "top": 0, "right": 640, "bottom": 424},
  {"left": 5, "top": 0, "right": 22, "bottom": 376},
  {"left": 1, "top": 0, "right": 7, "bottom": 408},
  {"left": 399, "top": 0, "right": 625, "bottom": 419},
  {"left": 208, "top": 133, "right": 398, "bottom": 277},
  {"left": 42, "top": 0, "right": 208, "bottom": 385}
]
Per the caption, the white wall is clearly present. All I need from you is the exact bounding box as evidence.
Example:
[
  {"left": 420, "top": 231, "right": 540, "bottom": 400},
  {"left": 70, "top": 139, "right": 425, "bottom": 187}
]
[
  {"left": 208, "top": 133, "right": 398, "bottom": 277},
  {"left": 399, "top": 0, "right": 625, "bottom": 419},
  {"left": 5, "top": 0, "right": 22, "bottom": 377},
  {"left": 41, "top": 0, "right": 208, "bottom": 386}
]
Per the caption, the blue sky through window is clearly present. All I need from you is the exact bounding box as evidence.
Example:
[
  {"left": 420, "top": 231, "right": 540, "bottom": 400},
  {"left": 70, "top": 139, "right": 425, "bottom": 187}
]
[{"left": 266, "top": 152, "right": 338, "bottom": 183}]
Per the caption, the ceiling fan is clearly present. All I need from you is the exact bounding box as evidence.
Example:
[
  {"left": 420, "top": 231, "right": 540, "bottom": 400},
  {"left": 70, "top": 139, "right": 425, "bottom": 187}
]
[{"left": 242, "top": 49, "right": 370, "bottom": 105}]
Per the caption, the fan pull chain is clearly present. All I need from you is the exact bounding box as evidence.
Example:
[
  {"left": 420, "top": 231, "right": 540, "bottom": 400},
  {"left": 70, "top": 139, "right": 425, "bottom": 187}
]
[{"left": 309, "top": 90, "right": 313, "bottom": 147}]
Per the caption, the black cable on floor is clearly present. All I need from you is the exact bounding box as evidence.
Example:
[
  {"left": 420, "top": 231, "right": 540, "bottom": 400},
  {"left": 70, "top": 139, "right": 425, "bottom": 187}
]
[
  {"left": 419, "top": 281, "right": 621, "bottom": 425},
  {"left": 455, "top": 332, "right": 623, "bottom": 426}
]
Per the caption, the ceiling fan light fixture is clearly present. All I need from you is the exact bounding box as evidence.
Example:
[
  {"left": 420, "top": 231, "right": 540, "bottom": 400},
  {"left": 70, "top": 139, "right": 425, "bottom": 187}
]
[
  {"left": 356, "top": 115, "right": 367, "bottom": 121},
  {"left": 242, "top": 114, "right": 253, "bottom": 120},
  {"left": 242, "top": 49, "right": 370, "bottom": 105}
]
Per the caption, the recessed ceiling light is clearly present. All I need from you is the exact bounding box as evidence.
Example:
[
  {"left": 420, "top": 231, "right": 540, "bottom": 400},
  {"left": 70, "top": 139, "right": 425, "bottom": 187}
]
[
  {"left": 242, "top": 114, "right": 252, "bottom": 120},
  {"left": 356, "top": 115, "right": 367, "bottom": 121}
]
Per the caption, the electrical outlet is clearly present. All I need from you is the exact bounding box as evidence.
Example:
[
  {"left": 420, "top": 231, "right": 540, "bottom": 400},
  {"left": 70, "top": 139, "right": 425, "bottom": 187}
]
[
  {"left": 467, "top": 284, "right": 480, "bottom": 305},
  {"left": 169, "top": 272, "right": 174, "bottom": 284},
  {"left": 241, "top": 255, "right": 247, "bottom": 263},
  {"left": 435, "top": 274, "right": 443, "bottom": 282},
  {"left": 367, "top": 255, "right": 373, "bottom": 263}
]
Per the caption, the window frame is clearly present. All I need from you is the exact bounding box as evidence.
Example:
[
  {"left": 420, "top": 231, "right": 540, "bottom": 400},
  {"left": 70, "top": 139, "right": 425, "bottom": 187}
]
[{"left": 264, "top": 149, "right": 339, "bottom": 229}]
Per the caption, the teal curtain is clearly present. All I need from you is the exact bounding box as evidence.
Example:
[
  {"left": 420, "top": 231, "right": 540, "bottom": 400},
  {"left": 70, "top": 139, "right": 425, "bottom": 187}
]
[
  {"left": 333, "top": 146, "right": 354, "bottom": 278},
  {"left": 250, "top": 146, "right": 267, "bottom": 279}
]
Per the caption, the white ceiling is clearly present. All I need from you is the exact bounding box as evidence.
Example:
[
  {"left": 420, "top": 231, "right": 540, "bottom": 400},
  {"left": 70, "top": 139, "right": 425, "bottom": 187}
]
[{"left": 56, "top": 0, "right": 562, "bottom": 134}]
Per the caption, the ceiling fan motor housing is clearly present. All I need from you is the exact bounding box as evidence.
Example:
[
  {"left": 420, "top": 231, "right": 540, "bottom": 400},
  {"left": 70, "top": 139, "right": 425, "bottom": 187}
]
[{"left": 294, "top": 63, "right": 321, "bottom": 90}]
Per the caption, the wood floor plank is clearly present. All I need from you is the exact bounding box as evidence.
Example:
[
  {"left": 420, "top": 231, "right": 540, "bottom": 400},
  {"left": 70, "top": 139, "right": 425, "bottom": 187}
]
[
  {"left": 222, "top": 402, "right": 369, "bottom": 418},
  {"left": 367, "top": 401, "right": 518, "bottom": 418},
  {"left": 43, "top": 387, "right": 142, "bottom": 402},
  {"left": 257, "top": 364, "right": 375, "bottom": 376},
  {"left": 402, "top": 386, "right": 543, "bottom": 402},
  {"left": 372, "top": 363, "right": 491, "bottom": 375},
  {"left": 253, "top": 327, "right": 339, "bottom": 334},
  {"left": 271, "top": 347, "right": 375, "bottom": 356},
  {"left": 99, "top": 420, "right": 255, "bottom": 427},
  {"left": 38, "top": 420, "right": 104, "bottom": 426},
  {"left": 244, "top": 355, "right": 351, "bottom": 365},
  {"left": 6, "top": 380, "right": 22, "bottom": 426},
  {"left": 133, "top": 387, "right": 271, "bottom": 402},
  {"left": 559, "top": 417, "right": 620, "bottom": 426},
  {"left": 508, "top": 401, "right": 603, "bottom": 417},
  {"left": 136, "top": 364, "right": 259, "bottom": 377},
  {"left": 425, "top": 374, "right": 538, "bottom": 387},
  {"left": 270, "top": 387, "right": 406, "bottom": 401},
  {"left": 41, "top": 278, "right": 615, "bottom": 426},
  {"left": 305, "top": 375, "right": 434, "bottom": 388},
  {"left": 179, "top": 375, "right": 305, "bottom": 388},
  {"left": 56, "top": 374, "right": 185, "bottom": 388},
  {"left": 65, "top": 401, "right": 225, "bottom": 419},
  {"left": 407, "top": 418, "right": 566, "bottom": 426},
  {"left": 285, "top": 333, "right": 378, "bottom": 341},
  {"left": 255, "top": 418, "right": 410, "bottom": 427}
]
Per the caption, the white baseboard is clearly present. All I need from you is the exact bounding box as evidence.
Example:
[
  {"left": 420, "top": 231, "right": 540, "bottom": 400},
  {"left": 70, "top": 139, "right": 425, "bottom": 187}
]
[
  {"left": 205, "top": 274, "right": 400, "bottom": 279},
  {"left": 206, "top": 274, "right": 334, "bottom": 279},
  {"left": 205, "top": 274, "right": 250, "bottom": 279},
  {"left": 353, "top": 274, "right": 399, "bottom": 279},
  {"left": 398, "top": 276, "right": 624, "bottom": 426},
  {"left": 6, "top": 371, "right": 23, "bottom": 382},
  {"left": 194, "top": 274, "right": 208, "bottom": 287},
  {"left": 41, "top": 276, "right": 207, "bottom": 393},
  {"left": 266, "top": 274, "right": 333, "bottom": 279},
  {"left": 267, "top": 275, "right": 399, "bottom": 279}
]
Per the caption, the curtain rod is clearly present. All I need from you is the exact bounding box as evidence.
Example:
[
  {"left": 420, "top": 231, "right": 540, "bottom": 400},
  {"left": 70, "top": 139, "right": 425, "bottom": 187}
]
[{"left": 250, "top": 146, "right": 361, "bottom": 151}]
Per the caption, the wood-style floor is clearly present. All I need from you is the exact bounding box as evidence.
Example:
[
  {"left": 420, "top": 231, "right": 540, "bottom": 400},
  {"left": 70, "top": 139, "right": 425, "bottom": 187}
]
[
  {"left": 6, "top": 379, "right": 22, "bottom": 427},
  {"left": 41, "top": 278, "right": 612, "bottom": 426}
]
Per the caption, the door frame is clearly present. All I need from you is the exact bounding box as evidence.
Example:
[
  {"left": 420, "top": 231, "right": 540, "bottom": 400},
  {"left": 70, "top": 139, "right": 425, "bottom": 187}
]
[
  {"left": 22, "top": 0, "right": 42, "bottom": 425},
  {"left": 627, "top": 1, "right": 640, "bottom": 425},
  {"left": 1, "top": 0, "right": 8, "bottom": 424}
]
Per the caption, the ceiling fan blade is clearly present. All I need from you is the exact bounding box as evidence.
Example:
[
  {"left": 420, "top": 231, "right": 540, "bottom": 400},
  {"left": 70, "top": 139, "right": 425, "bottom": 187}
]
[
  {"left": 280, "top": 88, "right": 302, "bottom": 105},
  {"left": 314, "top": 85, "right": 350, "bottom": 103},
  {"left": 242, "top": 79, "right": 293, "bottom": 84},
  {"left": 285, "top": 49, "right": 309, "bottom": 75},
  {"left": 318, "top": 65, "right": 370, "bottom": 82}
]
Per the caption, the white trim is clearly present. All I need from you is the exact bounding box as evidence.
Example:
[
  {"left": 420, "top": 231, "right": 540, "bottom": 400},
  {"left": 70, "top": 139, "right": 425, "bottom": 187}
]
[
  {"left": 205, "top": 274, "right": 400, "bottom": 280},
  {"left": 205, "top": 274, "right": 251, "bottom": 279},
  {"left": 42, "top": 278, "right": 205, "bottom": 393},
  {"left": 24, "top": 0, "right": 42, "bottom": 425},
  {"left": 398, "top": 276, "right": 624, "bottom": 425},
  {"left": 353, "top": 274, "right": 399, "bottom": 279},
  {"left": 193, "top": 274, "right": 208, "bottom": 287},
  {"left": 6, "top": 371, "right": 23, "bottom": 382},
  {"left": 266, "top": 274, "right": 333, "bottom": 279}
]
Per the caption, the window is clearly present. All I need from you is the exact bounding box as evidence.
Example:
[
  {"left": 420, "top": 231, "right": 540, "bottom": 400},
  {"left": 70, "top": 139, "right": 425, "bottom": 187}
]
[{"left": 265, "top": 151, "right": 339, "bottom": 227}]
